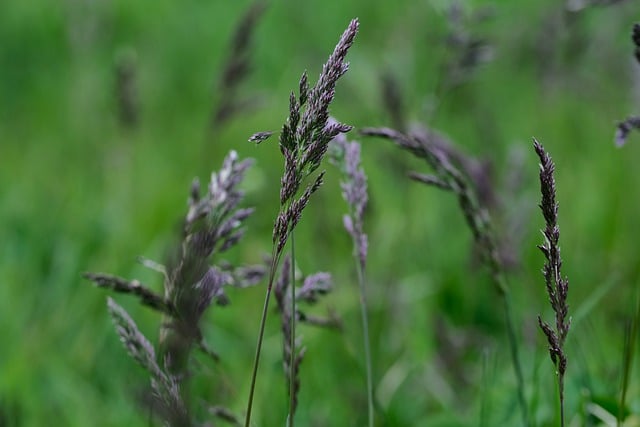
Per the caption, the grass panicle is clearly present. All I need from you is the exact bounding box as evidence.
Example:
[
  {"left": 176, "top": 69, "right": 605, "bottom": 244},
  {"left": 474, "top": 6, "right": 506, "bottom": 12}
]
[
  {"left": 86, "top": 150, "right": 262, "bottom": 426},
  {"left": 329, "top": 131, "right": 373, "bottom": 427},
  {"left": 360, "top": 127, "right": 506, "bottom": 294},
  {"left": 330, "top": 130, "right": 369, "bottom": 270},
  {"left": 244, "top": 18, "right": 358, "bottom": 427},
  {"left": 107, "top": 297, "right": 189, "bottom": 427},
  {"left": 361, "top": 126, "right": 530, "bottom": 427},
  {"left": 534, "top": 139, "right": 571, "bottom": 427},
  {"left": 161, "top": 150, "right": 259, "bottom": 375}
]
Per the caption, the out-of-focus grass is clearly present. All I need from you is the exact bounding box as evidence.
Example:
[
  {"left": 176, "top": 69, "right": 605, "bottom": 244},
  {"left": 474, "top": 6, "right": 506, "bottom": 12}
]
[{"left": 2, "top": 0, "right": 640, "bottom": 425}]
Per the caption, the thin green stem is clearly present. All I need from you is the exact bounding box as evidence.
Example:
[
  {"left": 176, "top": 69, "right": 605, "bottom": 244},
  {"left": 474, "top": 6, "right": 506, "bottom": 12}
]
[
  {"left": 500, "top": 286, "right": 530, "bottom": 427},
  {"left": 245, "top": 252, "right": 280, "bottom": 427},
  {"left": 558, "top": 376, "right": 565, "bottom": 427},
  {"left": 288, "top": 233, "right": 296, "bottom": 427},
  {"left": 354, "top": 255, "right": 374, "bottom": 427},
  {"left": 479, "top": 348, "right": 491, "bottom": 427},
  {"left": 552, "top": 372, "right": 563, "bottom": 427}
]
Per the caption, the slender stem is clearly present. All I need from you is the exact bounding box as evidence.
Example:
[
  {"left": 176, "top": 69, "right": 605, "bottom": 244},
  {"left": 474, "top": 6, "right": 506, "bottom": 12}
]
[
  {"left": 552, "top": 372, "right": 563, "bottom": 427},
  {"left": 479, "top": 349, "right": 490, "bottom": 427},
  {"left": 245, "top": 253, "right": 280, "bottom": 427},
  {"left": 558, "top": 375, "right": 565, "bottom": 427},
  {"left": 501, "top": 289, "right": 530, "bottom": 427},
  {"left": 354, "top": 256, "right": 374, "bottom": 427},
  {"left": 288, "top": 233, "right": 296, "bottom": 427}
]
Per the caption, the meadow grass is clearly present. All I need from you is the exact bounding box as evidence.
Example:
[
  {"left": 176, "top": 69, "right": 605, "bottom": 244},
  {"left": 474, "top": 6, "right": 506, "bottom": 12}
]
[{"left": 2, "top": 1, "right": 640, "bottom": 426}]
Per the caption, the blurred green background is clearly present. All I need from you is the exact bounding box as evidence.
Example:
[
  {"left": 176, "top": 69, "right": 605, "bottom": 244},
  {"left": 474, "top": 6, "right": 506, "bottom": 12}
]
[{"left": 1, "top": 0, "right": 640, "bottom": 425}]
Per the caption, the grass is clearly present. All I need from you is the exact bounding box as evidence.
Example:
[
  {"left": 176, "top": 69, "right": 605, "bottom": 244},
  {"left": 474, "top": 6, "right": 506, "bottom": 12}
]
[{"left": 2, "top": 0, "right": 640, "bottom": 426}]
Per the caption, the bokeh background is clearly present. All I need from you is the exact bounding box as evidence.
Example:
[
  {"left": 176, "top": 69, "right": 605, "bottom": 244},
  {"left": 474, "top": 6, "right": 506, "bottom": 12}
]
[{"left": 1, "top": 0, "right": 639, "bottom": 425}]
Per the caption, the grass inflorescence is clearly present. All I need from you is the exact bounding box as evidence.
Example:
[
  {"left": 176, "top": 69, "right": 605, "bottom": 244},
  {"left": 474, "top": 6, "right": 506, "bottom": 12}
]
[
  {"left": 534, "top": 139, "right": 571, "bottom": 427},
  {"left": 244, "top": 18, "right": 359, "bottom": 427},
  {"left": 85, "top": 151, "right": 264, "bottom": 426},
  {"left": 361, "top": 126, "right": 530, "bottom": 426},
  {"left": 329, "top": 130, "right": 373, "bottom": 426}
]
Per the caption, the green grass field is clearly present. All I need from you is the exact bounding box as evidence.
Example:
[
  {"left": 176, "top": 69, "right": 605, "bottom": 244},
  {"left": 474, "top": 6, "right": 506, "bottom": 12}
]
[{"left": 1, "top": 0, "right": 640, "bottom": 425}]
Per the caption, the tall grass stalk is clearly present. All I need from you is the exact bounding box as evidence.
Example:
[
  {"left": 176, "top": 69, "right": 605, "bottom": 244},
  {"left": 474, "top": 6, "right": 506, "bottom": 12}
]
[
  {"left": 356, "top": 258, "right": 374, "bottom": 427},
  {"left": 502, "top": 293, "right": 528, "bottom": 427},
  {"left": 288, "top": 232, "right": 296, "bottom": 427},
  {"left": 245, "top": 249, "right": 281, "bottom": 426},
  {"left": 244, "top": 19, "right": 359, "bottom": 426},
  {"left": 534, "top": 139, "right": 571, "bottom": 427},
  {"left": 361, "top": 127, "right": 530, "bottom": 426},
  {"left": 479, "top": 348, "right": 494, "bottom": 427},
  {"left": 330, "top": 134, "right": 373, "bottom": 427}
]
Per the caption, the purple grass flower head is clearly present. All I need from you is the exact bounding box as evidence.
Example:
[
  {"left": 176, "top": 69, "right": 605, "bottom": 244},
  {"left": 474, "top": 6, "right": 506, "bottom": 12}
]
[
  {"left": 151, "top": 150, "right": 259, "bottom": 376},
  {"left": 330, "top": 128, "right": 369, "bottom": 268},
  {"left": 534, "top": 139, "right": 570, "bottom": 348},
  {"left": 245, "top": 20, "right": 358, "bottom": 426},
  {"left": 263, "top": 19, "right": 358, "bottom": 261},
  {"left": 168, "top": 150, "right": 256, "bottom": 320},
  {"left": 87, "top": 148, "right": 262, "bottom": 426},
  {"left": 361, "top": 126, "right": 506, "bottom": 295},
  {"left": 534, "top": 139, "right": 571, "bottom": 422},
  {"left": 183, "top": 151, "right": 254, "bottom": 259}
]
